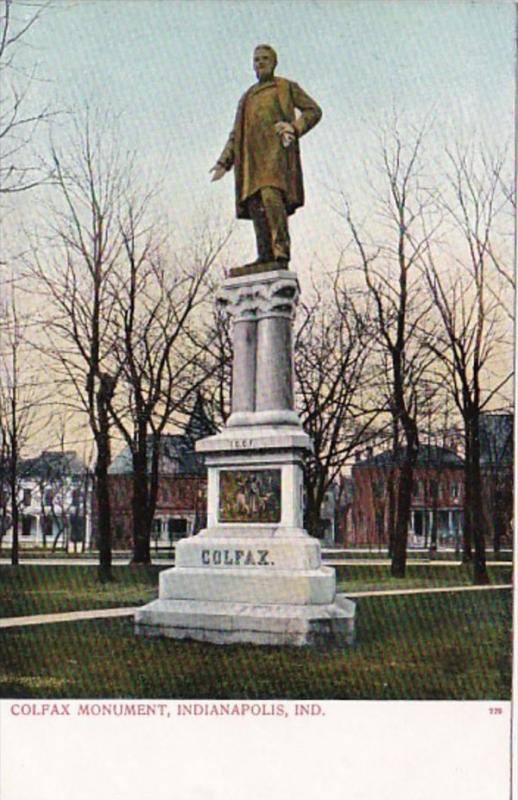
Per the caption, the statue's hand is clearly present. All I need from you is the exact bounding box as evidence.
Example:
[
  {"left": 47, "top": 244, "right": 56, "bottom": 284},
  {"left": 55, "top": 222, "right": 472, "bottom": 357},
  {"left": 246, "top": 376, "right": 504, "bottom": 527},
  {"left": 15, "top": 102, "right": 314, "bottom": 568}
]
[
  {"left": 275, "top": 121, "right": 294, "bottom": 135},
  {"left": 210, "top": 164, "right": 226, "bottom": 182},
  {"left": 274, "top": 121, "right": 296, "bottom": 148}
]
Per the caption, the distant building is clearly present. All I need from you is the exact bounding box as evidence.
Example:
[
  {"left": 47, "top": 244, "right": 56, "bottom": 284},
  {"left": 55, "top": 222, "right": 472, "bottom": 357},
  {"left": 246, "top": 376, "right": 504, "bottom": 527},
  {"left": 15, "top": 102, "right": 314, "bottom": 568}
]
[
  {"left": 480, "top": 412, "right": 513, "bottom": 550},
  {"left": 105, "top": 395, "right": 215, "bottom": 549},
  {"left": 0, "top": 450, "right": 92, "bottom": 550},
  {"left": 351, "top": 445, "right": 465, "bottom": 549}
]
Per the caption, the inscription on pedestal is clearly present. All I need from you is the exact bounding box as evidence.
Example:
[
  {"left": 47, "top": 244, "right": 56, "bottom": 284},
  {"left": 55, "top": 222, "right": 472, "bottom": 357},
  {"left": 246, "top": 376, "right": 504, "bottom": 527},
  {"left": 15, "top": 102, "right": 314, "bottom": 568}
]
[
  {"left": 201, "top": 549, "right": 273, "bottom": 566},
  {"left": 229, "top": 439, "right": 254, "bottom": 449},
  {"left": 219, "top": 469, "right": 281, "bottom": 523}
]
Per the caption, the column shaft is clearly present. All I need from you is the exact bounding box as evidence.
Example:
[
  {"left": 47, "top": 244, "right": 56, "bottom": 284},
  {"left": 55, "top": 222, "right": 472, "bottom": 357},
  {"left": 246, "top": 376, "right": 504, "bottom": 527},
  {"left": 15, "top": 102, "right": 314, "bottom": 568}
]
[
  {"left": 255, "top": 316, "right": 294, "bottom": 412},
  {"left": 231, "top": 320, "right": 257, "bottom": 413}
]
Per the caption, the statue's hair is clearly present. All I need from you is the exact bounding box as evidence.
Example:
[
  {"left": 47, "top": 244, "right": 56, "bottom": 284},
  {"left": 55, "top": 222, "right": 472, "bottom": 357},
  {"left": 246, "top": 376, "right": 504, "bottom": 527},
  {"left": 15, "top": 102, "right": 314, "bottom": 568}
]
[{"left": 254, "top": 44, "right": 278, "bottom": 67}]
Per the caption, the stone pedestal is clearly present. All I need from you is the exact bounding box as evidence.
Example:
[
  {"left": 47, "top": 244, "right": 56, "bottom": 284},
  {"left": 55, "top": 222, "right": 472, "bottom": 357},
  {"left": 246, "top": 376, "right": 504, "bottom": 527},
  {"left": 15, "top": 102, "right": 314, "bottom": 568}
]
[{"left": 135, "top": 270, "right": 356, "bottom": 647}]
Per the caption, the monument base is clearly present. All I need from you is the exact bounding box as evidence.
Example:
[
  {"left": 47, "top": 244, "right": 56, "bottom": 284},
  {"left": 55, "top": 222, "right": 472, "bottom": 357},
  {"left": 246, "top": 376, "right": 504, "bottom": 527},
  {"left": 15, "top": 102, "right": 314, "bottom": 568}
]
[
  {"left": 135, "top": 594, "right": 356, "bottom": 648},
  {"left": 134, "top": 528, "right": 357, "bottom": 648},
  {"left": 134, "top": 266, "right": 357, "bottom": 649}
]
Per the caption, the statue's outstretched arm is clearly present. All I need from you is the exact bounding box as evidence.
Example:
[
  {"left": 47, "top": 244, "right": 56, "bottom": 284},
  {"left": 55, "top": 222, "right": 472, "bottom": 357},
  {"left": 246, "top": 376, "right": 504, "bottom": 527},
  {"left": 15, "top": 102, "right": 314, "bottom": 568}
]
[{"left": 210, "top": 122, "right": 236, "bottom": 180}]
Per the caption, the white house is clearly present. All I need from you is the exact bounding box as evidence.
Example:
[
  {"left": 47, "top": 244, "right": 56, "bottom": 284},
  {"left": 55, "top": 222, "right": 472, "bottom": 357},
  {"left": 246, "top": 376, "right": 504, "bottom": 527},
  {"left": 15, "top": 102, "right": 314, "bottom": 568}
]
[{"left": 0, "top": 450, "right": 92, "bottom": 550}]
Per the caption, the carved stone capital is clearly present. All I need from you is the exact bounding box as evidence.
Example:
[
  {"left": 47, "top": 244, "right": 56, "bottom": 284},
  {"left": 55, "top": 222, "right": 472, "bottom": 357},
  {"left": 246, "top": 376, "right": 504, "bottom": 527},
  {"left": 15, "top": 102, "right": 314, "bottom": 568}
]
[{"left": 217, "top": 269, "right": 300, "bottom": 322}]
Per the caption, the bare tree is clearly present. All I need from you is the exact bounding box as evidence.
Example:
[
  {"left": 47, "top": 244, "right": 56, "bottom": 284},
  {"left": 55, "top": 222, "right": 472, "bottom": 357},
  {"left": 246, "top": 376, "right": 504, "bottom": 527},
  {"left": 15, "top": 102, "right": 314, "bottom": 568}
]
[
  {"left": 295, "top": 278, "right": 379, "bottom": 539},
  {"left": 106, "top": 213, "right": 229, "bottom": 564},
  {"left": 340, "top": 126, "right": 437, "bottom": 576},
  {"left": 0, "top": 285, "right": 40, "bottom": 563},
  {"left": 195, "top": 304, "right": 233, "bottom": 430},
  {"left": 0, "top": 0, "right": 53, "bottom": 196},
  {"left": 26, "top": 114, "right": 133, "bottom": 580},
  {"left": 0, "top": 407, "right": 8, "bottom": 548},
  {"left": 422, "top": 144, "right": 513, "bottom": 584}
]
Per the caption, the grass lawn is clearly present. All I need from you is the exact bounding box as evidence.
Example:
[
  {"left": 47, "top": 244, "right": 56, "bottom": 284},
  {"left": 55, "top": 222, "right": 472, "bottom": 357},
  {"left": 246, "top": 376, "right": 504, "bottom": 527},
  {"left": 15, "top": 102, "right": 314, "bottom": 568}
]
[
  {"left": 0, "top": 589, "right": 511, "bottom": 700},
  {"left": 0, "top": 563, "right": 512, "bottom": 618},
  {"left": 3, "top": 547, "right": 513, "bottom": 561},
  {"left": 335, "top": 563, "right": 512, "bottom": 593},
  {"left": 0, "top": 565, "right": 161, "bottom": 617},
  {"left": 329, "top": 549, "right": 513, "bottom": 561}
]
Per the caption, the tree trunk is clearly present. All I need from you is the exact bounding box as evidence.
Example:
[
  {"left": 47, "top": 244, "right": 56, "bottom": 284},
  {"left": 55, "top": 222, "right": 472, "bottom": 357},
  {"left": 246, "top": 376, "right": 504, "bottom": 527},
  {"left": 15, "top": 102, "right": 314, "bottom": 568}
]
[
  {"left": 52, "top": 526, "right": 64, "bottom": 552},
  {"left": 10, "top": 448, "right": 19, "bottom": 566},
  {"left": 95, "top": 375, "right": 114, "bottom": 581},
  {"left": 430, "top": 502, "right": 438, "bottom": 557},
  {"left": 305, "top": 502, "right": 322, "bottom": 539},
  {"left": 131, "top": 442, "right": 151, "bottom": 565},
  {"left": 10, "top": 485, "right": 19, "bottom": 566},
  {"left": 391, "top": 432, "right": 418, "bottom": 578},
  {"left": 467, "top": 414, "right": 489, "bottom": 585},
  {"left": 386, "top": 469, "right": 397, "bottom": 558},
  {"left": 462, "top": 422, "right": 473, "bottom": 563},
  {"left": 493, "top": 500, "right": 502, "bottom": 554},
  {"left": 95, "top": 446, "right": 113, "bottom": 581},
  {"left": 302, "top": 469, "right": 319, "bottom": 538},
  {"left": 391, "top": 455, "right": 413, "bottom": 576}
]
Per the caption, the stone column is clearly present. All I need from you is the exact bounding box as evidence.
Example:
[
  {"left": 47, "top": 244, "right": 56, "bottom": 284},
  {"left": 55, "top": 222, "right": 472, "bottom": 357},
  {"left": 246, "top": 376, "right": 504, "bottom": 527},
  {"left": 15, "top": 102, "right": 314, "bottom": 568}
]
[
  {"left": 232, "top": 320, "right": 257, "bottom": 412},
  {"left": 217, "top": 270, "right": 300, "bottom": 426},
  {"left": 255, "top": 315, "right": 293, "bottom": 411}
]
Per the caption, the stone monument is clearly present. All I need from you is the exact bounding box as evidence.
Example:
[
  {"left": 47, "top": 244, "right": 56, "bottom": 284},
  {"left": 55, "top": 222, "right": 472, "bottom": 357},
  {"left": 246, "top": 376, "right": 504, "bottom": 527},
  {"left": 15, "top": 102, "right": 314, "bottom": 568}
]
[{"left": 134, "top": 45, "right": 356, "bottom": 646}]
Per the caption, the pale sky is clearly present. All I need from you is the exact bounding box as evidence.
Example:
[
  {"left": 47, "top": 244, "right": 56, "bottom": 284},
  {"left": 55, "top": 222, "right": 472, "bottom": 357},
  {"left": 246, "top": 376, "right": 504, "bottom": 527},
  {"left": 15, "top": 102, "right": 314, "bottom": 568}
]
[
  {"left": 4, "top": 0, "right": 516, "bottom": 454},
  {"left": 12, "top": 0, "right": 515, "bottom": 270}
]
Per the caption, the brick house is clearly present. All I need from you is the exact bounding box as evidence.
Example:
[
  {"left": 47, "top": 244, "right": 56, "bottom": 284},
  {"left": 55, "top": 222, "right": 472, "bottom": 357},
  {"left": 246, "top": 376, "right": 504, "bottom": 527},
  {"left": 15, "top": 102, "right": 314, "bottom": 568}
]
[
  {"left": 350, "top": 445, "right": 465, "bottom": 549},
  {"left": 105, "top": 396, "right": 214, "bottom": 549}
]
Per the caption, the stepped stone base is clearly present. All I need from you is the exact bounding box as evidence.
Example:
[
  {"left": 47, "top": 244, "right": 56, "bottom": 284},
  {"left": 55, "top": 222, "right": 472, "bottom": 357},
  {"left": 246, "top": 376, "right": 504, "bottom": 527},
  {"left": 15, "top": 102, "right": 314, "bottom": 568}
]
[
  {"left": 134, "top": 595, "right": 356, "bottom": 647},
  {"left": 135, "top": 529, "right": 357, "bottom": 647},
  {"left": 134, "top": 268, "right": 357, "bottom": 649},
  {"left": 159, "top": 565, "right": 336, "bottom": 605}
]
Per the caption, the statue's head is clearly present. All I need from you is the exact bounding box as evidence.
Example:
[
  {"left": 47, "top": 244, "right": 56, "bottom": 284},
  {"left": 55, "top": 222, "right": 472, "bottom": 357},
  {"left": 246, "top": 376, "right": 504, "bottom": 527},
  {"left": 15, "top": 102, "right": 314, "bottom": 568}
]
[{"left": 253, "top": 45, "right": 277, "bottom": 82}]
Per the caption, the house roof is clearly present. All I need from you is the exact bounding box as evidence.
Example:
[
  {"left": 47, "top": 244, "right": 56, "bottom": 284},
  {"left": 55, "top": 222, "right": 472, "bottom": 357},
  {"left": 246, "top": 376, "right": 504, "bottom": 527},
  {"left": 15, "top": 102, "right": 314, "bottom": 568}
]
[
  {"left": 109, "top": 394, "right": 213, "bottom": 476},
  {"left": 356, "top": 444, "right": 463, "bottom": 468},
  {"left": 20, "top": 450, "right": 86, "bottom": 479},
  {"left": 108, "top": 434, "right": 206, "bottom": 476}
]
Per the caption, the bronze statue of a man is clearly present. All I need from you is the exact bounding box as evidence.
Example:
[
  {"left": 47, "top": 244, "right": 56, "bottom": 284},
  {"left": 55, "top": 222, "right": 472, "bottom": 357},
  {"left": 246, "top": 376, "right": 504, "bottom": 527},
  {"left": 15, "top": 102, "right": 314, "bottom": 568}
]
[{"left": 210, "top": 45, "right": 322, "bottom": 268}]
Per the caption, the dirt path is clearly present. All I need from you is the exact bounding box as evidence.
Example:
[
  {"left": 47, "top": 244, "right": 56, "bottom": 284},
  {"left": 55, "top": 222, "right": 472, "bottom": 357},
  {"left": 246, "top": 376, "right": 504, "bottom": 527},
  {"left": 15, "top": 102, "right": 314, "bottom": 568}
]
[{"left": 0, "top": 584, "right": 512, "bottom": 629}]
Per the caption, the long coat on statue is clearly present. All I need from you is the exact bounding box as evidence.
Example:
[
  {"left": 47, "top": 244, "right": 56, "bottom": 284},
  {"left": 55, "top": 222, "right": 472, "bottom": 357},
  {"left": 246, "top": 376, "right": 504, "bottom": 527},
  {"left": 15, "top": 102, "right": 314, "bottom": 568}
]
[{"left": 216, "top": 77, "right": 322, "bottom": 220}]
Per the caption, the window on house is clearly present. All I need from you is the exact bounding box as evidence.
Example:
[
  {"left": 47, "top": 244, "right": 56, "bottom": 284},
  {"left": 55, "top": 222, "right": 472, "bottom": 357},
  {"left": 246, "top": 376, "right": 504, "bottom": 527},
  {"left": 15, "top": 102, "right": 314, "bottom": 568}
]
[
  {"left": 71, "top": 488, "right": 81, "bottom": 506},
  {"left": 451, "top": 483, "right": 460, "bottom": 499},
  {"left": 44, "top": 489, "right": 54, "bottom": 506},
  {"left": 23, "top": 489, "right": 32, "bottom": 507},
  {"left": 168, "top": 517, "right": 188, "bottom": 541},
  {"left": 21, "top": 515, "right": 33, "bottom": 536},
  {"left": 152, "top": 518, "right": 162, "bottom": 538}
]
